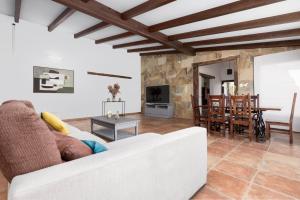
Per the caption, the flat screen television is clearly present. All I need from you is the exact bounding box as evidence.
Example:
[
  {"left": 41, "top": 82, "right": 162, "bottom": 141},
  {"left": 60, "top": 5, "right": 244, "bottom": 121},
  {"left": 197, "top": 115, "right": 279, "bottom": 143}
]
[{"left": 146, "top": 85, "right": 170, "bottom": 103}]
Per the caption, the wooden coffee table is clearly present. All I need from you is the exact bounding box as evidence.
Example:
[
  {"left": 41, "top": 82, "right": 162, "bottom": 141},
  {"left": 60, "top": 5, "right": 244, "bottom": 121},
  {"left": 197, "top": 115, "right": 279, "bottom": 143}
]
[{"left": 91, "top": 116, "right": 139, "bottom": 141}]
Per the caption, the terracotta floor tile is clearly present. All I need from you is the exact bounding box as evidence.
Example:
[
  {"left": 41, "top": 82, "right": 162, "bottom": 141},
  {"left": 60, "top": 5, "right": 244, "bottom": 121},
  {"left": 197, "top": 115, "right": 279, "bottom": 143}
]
[
  {"left": 208, "top": 141, "right": 236, "bottom": 158},
  {"left": 209, "top": 141, "right": 237, "bottom": 150},
  {"left": 216, "top": 137, "right": 244, "bottom": 145},
  {"left": 207, "top": 170, "right": 249, "bottom": 200},
  {"left": 270, "top": 132, "right": 300, "bottom": 145},
  {"left": 208, "top": 153, "right": 222, "bottom": 170},
  {"left": 226, "top": 146, "right": 265, "bottom": 168},
  {"left": 246, "top": 184, "right": 294, "bottom": 200},
  {"left": 192, "top": 186, "right": 230, "bottom": 200},
  {"left": 207, "top": 138, "right": 217, "bottom": 145},
  {"left": 208, "top": 136, "right": 219, "bottom": 145},
  {"left": 268, "top": 141, "right": 300, "bottom": 159},
  {"left": 254, "top": 171, "right": 300, "bottom": 199},
  {"left": 215, "top": 160, "right": 257, "bottom": 181},
  {"left": 241, "top": 140, "right": 270, "bottom": 151},
  {"left": 208, "top": 146, "right": 228, "bottom": 158},
  {"left": 260, "top": 152, "right": 300, "bottom": 181}
]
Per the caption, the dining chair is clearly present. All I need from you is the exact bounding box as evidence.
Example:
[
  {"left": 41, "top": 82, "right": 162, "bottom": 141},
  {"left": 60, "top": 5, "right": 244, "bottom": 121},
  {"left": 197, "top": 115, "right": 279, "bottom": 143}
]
[
  {"left": 190, "top": 95, "right": 208, "bottom": 127},
  {"left": 266, "top": 93, "right": 297, "bottom": 144},
  {"left": 207, "top": 95, "right": 226, "bottom": 135},
  {"left": 229, "top": 94, "right": 253, "bottom": 141}
]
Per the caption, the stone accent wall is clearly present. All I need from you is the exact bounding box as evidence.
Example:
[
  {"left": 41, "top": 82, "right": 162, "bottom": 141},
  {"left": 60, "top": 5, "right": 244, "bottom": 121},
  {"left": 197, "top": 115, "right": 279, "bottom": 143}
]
[{"left": 141, "top": 47, "right": 299, "bottom": 119}]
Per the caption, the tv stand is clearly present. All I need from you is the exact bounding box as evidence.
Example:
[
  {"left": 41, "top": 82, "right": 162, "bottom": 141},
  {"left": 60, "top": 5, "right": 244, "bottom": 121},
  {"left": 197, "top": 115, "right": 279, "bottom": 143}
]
[{"left": 144, "top": 103, "right": 174, "bottom": 118}]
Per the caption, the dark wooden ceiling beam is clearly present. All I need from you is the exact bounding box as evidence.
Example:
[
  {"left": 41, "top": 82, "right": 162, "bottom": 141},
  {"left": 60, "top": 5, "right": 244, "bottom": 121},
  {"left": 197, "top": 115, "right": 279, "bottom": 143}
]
[
  {"left": 148, "top": 0, "right": 283, "bottom": 32},
  {"left": 121, "top": 0, "right": 175, "bottom": 20},
  {"left": 128, "top": 28, "right": 300, "bottom": 52},
  {"left": 140, "top": 39, "right": 300, "bottom": 56},
  {"left": 74, "top": 22, "right": 111, "bottom": 38},
  {"left": 140, "top": 50, "right": 179, "bottom": 56},
  {"left": 185, "top": 28, "right": 300, "bottom": 46},
  {"left": 169, "top": 11, "right": 300, "bottom": 41},
  {"left": 195, "top": 39, "right": 300, "bottom": 52},
  {"left": 74, "top": 0, "right": 175, "bottom": 39},
  {"left": 48, "top": 7, "right": 75, "bottom": 32},
  {"left": 95, "top": 32, "right": 135, "bottom": 44},
  {"left": 53, "top": 0, "right": 195, "bottom": 55},
  {"left": 113, "top": 39, "right": 154, "bottom": 49},
  {"left": 128, "top": 45, "right": 169, "bottom": 52},
  {"left": 14, "top": 0, "right": 21, "bottom": 23}
]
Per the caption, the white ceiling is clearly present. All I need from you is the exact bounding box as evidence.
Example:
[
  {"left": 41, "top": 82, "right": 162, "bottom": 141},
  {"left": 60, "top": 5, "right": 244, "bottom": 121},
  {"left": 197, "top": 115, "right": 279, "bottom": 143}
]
[{"left": 0, "top": 0, "right": 299, "bottom": 53}]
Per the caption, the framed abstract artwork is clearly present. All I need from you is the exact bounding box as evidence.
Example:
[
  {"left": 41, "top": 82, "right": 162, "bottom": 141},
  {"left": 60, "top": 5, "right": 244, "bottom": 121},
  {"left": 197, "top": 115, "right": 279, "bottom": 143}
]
[{"left": 33, "top": 66, "right": 74, "bottom": 93}]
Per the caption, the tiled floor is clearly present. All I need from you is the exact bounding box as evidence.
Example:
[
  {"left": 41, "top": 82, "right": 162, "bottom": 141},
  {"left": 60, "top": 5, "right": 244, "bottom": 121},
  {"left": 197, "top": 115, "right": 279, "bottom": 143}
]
[{"left": 1, "top": 114, "right": 300, "bottom": 200}]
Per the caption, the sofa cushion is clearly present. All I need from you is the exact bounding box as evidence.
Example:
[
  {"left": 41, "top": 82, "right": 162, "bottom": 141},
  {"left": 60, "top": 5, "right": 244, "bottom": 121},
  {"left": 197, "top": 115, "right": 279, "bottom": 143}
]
[
  {"left": 2, "top": 100, "right": 35, "bottom": 110},
  {"left": 81, "top": 140, "right": 107, "bottom": 154},
  {"left": 0, "top": 101, "right": 62, "bottom": 182},
  {"left": 53, "top": 131, "right": 92, "bottom": 161},
  {"left": 41, "top": 112, "right": 69, "bottom": 135}
]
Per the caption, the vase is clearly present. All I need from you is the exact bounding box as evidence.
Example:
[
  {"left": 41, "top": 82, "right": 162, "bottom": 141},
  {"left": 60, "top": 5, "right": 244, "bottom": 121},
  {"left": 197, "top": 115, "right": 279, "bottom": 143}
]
[{"left": 112, "top": 95, "right": 116, "bottom": 101}]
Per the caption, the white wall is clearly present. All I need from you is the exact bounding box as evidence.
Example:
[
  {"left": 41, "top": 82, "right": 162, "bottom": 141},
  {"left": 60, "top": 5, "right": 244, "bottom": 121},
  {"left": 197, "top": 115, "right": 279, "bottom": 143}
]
[
  {"left": 254, "top": 49, "right": 300, "bottom": 131},
  {"left": 0, "top": 14, "right": 141, "bottom": 119},
  {"left": 198, "top": 61, "right": 234, "bottom": 104}
]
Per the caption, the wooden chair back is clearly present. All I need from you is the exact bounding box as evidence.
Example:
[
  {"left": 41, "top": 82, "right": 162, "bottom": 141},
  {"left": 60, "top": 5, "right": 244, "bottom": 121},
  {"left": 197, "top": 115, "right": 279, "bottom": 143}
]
[
  {"left": 208, "top": 95, "right": 225, "bottom": 119},
  {"left": 251, "top": 94, "right": 260, "bottom": 112},
  {"left": 229, "top": 94, "right": 253, "bottom": 141},
  {"left": 225, "top": 96, "right": 230, "bottom": 113},
  {"left": 191, "top": 95, "right": 208, "bottom": 126},
  {"left": 289, "top": 93, "right": 297, "bottom": 125},
  {"left": 230, "top": 94, "right": 252, "bottom": 120}
]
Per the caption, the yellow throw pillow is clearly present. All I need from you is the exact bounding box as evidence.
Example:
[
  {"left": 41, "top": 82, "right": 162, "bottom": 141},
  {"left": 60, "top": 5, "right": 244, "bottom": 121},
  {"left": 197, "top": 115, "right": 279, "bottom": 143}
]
[{"left": 41, "top": 112, "right": 69, "bottom": 135}]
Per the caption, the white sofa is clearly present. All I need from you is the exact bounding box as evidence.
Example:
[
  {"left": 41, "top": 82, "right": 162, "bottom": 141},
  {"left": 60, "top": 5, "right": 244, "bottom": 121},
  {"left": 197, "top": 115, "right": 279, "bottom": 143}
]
[{"left": 8, "top": 125, "right": 207, "bottom": 200}]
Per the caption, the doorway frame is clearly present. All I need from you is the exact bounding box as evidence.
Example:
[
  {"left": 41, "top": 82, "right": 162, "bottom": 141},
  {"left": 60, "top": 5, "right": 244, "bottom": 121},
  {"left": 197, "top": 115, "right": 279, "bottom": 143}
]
[
  {"left": 221, "top": 80, "right": 235, "bottom": 95},
  {"left": 192, "top": 56, "right": 239, "bottom": 105}
]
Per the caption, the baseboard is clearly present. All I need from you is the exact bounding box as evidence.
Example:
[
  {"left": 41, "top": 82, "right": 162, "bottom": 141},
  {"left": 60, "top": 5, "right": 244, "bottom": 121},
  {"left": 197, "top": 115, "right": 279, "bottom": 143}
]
[
  {"left": 63, "top": 112, "right": 142, "bottom": 122},
  {"left": 120, "top": 112, "right": 141, "bottom": 116},
  {"left": 269, "top": 127, "right": 300, "bottom": 134},
  {"left": 63, "top": 117, "right": 91, "bottom": 122}
]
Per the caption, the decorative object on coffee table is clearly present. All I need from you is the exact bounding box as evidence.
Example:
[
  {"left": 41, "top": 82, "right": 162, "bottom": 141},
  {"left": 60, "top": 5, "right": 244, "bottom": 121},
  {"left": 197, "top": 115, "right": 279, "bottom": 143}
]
[
  {"left": 107, "top": 111, "right": 113, "bottom": 118},
  {"left": 108, "top": 83, "right": 120, "bottom": 101},
  {"left": 91, "top": 116, "right": 139, "bottom": 141}
]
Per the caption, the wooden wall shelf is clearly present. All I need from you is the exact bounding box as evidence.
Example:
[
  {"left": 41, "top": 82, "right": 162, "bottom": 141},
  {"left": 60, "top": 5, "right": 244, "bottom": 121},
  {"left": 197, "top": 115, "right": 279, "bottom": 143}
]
[{"left": 87, "top": 71, "right": 132, "bottom": 79}]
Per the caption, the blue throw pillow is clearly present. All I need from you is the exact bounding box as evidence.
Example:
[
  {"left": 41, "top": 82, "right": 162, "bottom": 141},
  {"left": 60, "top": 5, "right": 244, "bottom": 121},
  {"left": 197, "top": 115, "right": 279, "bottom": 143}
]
[{"left": 81, "top": 140, "right": 107, "bottom": 154}]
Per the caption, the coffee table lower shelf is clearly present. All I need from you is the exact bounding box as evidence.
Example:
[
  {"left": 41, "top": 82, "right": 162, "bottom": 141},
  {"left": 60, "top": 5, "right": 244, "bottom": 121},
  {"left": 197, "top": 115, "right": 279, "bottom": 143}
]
[{"left": 92, "top": 129, "right": 137, "bottom": 141}]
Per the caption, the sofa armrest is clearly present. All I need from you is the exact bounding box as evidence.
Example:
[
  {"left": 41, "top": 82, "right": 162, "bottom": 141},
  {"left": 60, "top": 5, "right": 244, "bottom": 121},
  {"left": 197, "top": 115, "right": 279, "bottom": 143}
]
[{"left": 9, "top": 128, "right": 207, "bottom": 200}]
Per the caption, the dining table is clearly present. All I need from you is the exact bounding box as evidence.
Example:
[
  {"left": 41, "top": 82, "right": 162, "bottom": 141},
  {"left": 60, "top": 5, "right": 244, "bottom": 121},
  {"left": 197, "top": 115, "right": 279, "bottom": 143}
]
[{"left": 197, "top": 105, "right": 281, "bottom": 142}]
